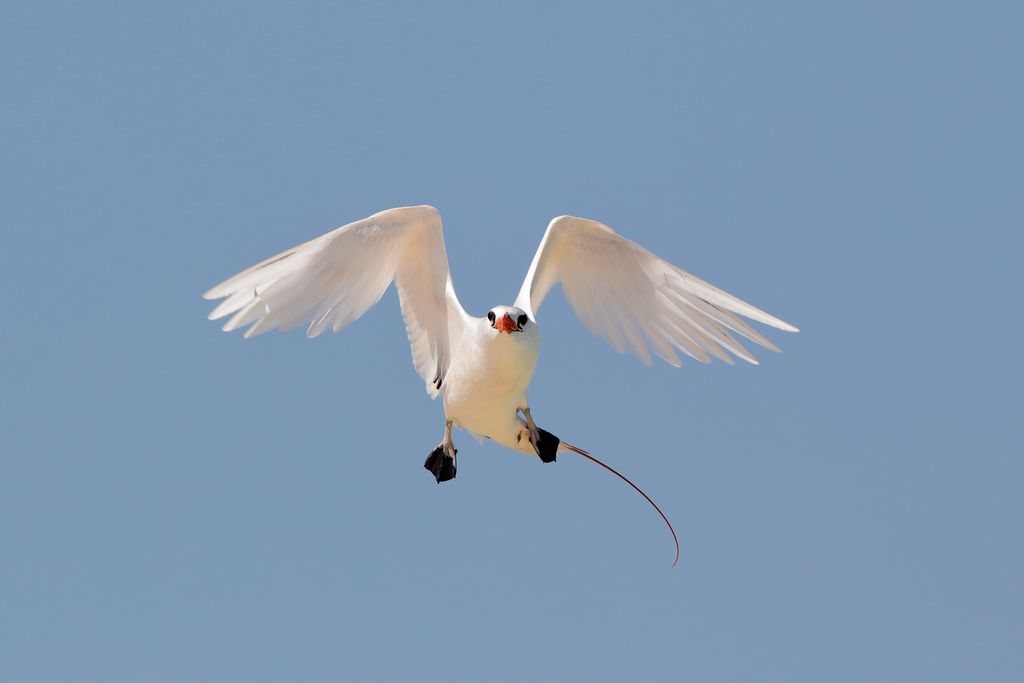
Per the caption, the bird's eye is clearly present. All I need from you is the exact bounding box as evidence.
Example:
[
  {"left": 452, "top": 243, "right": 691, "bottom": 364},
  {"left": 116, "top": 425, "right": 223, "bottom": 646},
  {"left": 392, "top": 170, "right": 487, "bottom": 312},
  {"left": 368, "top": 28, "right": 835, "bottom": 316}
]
[
  {"left": 487, "top": 311, "right": 495, "bottom": 323},
  {"left": 517, "top": 314, "right": 528, "bottom": 327}
]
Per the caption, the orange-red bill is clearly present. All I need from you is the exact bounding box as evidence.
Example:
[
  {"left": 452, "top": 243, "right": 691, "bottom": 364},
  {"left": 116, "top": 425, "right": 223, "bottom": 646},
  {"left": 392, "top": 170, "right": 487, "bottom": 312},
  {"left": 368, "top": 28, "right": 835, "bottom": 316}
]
[
  {"left": 495, "top": 313, "right": 518, "bottom": 334},
  {"left": 561, "top": 440, "right": 680, "bottom": 568}
]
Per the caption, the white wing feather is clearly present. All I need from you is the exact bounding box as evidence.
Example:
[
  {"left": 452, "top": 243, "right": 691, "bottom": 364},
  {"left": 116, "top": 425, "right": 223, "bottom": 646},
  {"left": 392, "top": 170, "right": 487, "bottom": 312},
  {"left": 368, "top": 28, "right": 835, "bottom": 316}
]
[
  {"left": 204, "top": 205, "right": 465, "bottom": 397},
  {"left": 514, "top": 216, "right": 797, "bottom": 366}
]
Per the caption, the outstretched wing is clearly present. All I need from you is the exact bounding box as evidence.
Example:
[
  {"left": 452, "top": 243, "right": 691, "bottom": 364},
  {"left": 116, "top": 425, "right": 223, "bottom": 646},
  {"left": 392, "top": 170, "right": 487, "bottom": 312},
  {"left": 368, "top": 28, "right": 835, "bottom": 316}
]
[
  {"left": 514, "top": 215, "right": 797, "bottom": 366},
  {"left": 204, "top": 205, "right": 466, "bottom": 397}
]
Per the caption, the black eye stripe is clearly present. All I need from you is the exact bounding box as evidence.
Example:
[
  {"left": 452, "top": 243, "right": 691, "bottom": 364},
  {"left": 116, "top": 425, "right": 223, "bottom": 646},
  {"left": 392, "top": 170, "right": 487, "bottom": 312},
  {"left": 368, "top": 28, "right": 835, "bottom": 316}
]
[
  {"left": 487, "top": 311, "right": 495, "bottom": 322},
  {"left": 517, "top": 314, "right": 528, "bottom": 326}
]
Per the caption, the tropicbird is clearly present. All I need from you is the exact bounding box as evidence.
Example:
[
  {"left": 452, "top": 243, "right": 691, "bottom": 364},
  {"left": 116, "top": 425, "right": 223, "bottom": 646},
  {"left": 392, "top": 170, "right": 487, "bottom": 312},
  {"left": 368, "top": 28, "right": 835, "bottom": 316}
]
[{"left": 204, "top": 205, "right": 798, "bottom": 565}]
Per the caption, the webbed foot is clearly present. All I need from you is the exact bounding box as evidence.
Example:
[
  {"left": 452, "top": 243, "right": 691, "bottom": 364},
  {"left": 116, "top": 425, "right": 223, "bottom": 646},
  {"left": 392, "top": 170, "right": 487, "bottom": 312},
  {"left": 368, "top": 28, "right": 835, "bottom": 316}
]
[
  {"left": 424, "top": 419, "right": 458, "bottom": 483},
  {"left": 521, "top": 407, "right": 559, "bottom": 463},
  {"left": 534, "top": 427, "right": 559, "bottom": 463},
  {"left": 424, "top": 445, "right": 457, "bottom": 483}
]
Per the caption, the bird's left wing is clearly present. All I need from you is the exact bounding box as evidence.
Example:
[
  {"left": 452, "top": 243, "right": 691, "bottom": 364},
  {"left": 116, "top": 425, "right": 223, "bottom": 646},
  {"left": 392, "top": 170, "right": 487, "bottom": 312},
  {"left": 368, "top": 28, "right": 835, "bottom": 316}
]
[
  {"left": 514, "top": 215, "right": 797, "bottom": 366},
  {"left": 204, "top": 205, "right": 465, "bottom": 397}
]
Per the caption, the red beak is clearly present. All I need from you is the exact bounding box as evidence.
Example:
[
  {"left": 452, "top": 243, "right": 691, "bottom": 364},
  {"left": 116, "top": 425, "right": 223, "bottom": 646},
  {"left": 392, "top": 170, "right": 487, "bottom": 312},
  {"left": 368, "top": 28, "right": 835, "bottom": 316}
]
[{"left": 495, "top": 312, "right": 518, "bottom": 334}]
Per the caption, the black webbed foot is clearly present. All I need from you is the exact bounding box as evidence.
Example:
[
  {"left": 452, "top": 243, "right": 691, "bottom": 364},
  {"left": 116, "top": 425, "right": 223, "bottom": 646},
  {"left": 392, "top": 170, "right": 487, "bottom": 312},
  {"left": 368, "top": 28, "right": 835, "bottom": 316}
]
[
  {"left": 424, "top": 445, "right": 457, "bottom": 483},
  {"left": 534, "top": 428, "right": 559, "bottom": 464}
]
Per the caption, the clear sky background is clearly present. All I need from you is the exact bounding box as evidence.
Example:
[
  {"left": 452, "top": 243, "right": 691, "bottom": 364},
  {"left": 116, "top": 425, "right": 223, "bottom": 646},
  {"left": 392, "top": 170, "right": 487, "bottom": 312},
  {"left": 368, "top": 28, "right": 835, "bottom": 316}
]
[{"left": 2, "top": 2, "right": 1021, "bottom": 681}]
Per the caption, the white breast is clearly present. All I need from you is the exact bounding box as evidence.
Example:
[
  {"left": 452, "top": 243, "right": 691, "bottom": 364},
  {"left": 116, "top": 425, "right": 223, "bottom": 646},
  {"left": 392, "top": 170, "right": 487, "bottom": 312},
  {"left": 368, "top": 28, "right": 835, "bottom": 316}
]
[{"left": 442, "top": 318, "right": 540, "bottom": 447}]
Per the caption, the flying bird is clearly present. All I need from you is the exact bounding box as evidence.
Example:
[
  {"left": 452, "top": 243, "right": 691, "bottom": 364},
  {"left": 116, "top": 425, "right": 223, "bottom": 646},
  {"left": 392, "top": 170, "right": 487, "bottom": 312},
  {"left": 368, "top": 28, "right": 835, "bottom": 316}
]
[{"left": 204, "top": 205, "right": 798, "bottom": 565}]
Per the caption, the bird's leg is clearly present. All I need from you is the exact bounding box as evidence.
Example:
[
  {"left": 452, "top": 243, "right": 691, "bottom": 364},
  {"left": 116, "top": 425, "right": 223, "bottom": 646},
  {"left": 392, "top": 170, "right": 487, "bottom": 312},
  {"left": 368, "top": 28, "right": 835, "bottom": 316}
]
[
  {"left": 443, "top": 420, "right": 457, "bottom": 463},
  {"left": 423, "top": 419, "right": 458, "bottom": 483},
  {"left": 520, "top": 407, "right": 540, "bottom": 449},
  {"left": 520, "top": 407, "right": 559, "bottom": 464}
]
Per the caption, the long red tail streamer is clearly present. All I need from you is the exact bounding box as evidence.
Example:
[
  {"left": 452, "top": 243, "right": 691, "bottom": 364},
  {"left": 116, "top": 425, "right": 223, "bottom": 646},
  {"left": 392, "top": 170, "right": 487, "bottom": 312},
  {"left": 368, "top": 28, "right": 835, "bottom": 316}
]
[{"left": 561, "top": 441, "right": 680, "bottom": 568}]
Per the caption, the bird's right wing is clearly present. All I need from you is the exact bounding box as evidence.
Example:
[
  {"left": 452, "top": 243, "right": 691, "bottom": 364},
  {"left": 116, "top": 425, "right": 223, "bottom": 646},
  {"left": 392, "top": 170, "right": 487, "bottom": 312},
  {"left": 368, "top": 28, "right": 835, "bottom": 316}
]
[
  {"left": 514, "top": 215, "right": 797, "bottom": 366},
  {"left": 204, "top": 205, "right": 466, "bottom": 397}
]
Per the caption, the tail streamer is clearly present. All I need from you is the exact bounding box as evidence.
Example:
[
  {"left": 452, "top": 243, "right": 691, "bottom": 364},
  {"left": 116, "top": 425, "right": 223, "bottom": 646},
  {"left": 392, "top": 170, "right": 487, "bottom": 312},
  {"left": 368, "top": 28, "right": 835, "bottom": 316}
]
[{"left": 560, "top": 441, "right": 680, "bottom": 568}]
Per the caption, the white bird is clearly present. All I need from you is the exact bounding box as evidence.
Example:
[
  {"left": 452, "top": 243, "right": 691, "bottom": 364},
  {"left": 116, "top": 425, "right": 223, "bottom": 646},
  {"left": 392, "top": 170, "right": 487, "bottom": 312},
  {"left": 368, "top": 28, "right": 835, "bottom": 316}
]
[{"left": 204, "top": 205, "right": 798, "bottom": 565}]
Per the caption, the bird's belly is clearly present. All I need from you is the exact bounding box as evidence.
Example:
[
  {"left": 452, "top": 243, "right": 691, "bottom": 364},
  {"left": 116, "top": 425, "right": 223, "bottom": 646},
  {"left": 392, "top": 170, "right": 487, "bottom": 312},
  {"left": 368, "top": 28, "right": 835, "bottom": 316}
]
[
  {"left": 445, "top": 382, "right": 520, "bottom": 441},
  {"left": 443, "top": 334, "right": 538, "bottom": 441}
]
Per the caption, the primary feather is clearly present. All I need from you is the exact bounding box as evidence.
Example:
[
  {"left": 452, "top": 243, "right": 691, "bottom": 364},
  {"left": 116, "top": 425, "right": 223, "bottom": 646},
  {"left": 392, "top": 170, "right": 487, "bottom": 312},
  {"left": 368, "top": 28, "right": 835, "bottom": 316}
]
[
  {"left": 204, "top": 205, "right": 466, "bottom": 397},
  {"left": 514, "top": 215, "right": 798, "bottom": 366}
]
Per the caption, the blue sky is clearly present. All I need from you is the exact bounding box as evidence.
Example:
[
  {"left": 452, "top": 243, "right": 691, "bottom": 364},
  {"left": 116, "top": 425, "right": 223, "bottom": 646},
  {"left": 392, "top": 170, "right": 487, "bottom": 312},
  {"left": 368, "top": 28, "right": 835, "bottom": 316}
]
[{"left": 2, "top": 2, "right": 1021, "bottom": 681}]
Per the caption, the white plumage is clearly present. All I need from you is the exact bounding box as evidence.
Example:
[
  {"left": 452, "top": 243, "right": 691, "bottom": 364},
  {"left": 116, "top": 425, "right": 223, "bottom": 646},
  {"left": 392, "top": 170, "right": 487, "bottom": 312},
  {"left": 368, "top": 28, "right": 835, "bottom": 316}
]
[
  {"left": 204, "top": 205, "right": 798, "bottom": 564},
  {"left": 205, "top": 205, "right": 460, "bottom": 398},
  {"left": 516, "top": 215, "right": 797, "bottom": 366}
]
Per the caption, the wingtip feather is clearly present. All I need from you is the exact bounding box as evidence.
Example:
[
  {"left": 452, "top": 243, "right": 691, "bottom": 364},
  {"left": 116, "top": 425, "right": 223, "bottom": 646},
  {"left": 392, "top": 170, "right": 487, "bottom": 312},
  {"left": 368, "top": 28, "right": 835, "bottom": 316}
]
[{"left": 202, "top": 282, "right": 233, "bottom": 300}]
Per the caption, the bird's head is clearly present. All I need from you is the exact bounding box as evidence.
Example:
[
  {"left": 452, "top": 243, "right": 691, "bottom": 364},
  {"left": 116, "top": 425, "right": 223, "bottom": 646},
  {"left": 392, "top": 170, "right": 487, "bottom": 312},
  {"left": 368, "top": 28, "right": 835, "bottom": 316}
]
[{"left": 486, "top": 305, "right": 531, "bottom": 335}]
